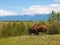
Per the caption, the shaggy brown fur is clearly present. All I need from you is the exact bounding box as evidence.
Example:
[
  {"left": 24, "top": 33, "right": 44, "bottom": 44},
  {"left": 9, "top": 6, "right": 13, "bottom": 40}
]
[{"left": 28, "top": 24, "right": 47, "bottom": 35}]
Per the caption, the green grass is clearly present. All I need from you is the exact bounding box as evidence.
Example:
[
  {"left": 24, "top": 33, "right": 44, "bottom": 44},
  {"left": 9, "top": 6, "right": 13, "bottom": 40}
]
[{"left": 0, "top": 34, "right": 60, "bottom": 45}]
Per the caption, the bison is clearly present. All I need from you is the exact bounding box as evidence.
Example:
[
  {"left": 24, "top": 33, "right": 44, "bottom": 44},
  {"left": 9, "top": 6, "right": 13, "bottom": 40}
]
[{"left": 28, "top": 24, "right": 47, "bottom": 35}]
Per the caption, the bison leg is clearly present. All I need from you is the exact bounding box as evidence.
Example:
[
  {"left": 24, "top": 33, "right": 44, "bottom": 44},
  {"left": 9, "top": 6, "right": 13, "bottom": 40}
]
[
  {"left": 28, "top": 28, "right": 32, "bottom": 35},
  {"left": 34, "top": 31, "right": 39, "bottom": 35}
]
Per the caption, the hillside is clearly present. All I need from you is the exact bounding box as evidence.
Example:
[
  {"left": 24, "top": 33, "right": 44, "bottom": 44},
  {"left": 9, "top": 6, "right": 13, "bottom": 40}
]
[
  {"left": 0, "top": 14, "right": 49, "bottom": 21},
  {"left": 0, "top": 34, "right": 60, "bottom": 45}
]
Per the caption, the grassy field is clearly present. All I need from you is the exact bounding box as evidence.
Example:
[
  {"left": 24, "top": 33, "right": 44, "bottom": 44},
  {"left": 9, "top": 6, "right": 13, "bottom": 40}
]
[{"left": 0, "top": 34, "right": 60, "bottom": 45}]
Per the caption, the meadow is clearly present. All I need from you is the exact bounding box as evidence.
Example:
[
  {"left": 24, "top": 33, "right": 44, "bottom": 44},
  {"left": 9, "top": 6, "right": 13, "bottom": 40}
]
[
  {"left": 0, "top": 21, "right": 60, "bottom": 45},
  {"left": 0, "top": 34, "right": 60, "bottom": 45}
]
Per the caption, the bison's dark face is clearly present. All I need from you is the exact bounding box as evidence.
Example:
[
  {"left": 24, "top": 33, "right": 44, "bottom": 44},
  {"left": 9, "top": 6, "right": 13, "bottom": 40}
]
[{"left": 28, "top": 24, "right": 47, "bottom": 35}]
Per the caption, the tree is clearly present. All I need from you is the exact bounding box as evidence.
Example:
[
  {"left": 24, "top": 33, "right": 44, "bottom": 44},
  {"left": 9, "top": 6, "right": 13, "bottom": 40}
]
[
  {"left": 48, "top": 11, "right": 60, "bottom": 22},
  {"left": 47, "top": 11, "right": 60, "bottom": 34},
  {"left": 56, "top": 13, "right": 60, "bottom": 21}
]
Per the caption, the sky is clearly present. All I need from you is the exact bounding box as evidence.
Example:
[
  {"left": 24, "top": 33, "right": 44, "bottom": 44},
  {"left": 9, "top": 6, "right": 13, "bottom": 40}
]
[{"left": 0, "top": 0, "right": 60, "bottom": 16}]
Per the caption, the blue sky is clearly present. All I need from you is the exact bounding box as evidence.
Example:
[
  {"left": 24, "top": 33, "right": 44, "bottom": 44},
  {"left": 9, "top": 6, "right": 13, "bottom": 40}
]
[{"left": 0, "top": 0, "right": 60, "bottom": 16}]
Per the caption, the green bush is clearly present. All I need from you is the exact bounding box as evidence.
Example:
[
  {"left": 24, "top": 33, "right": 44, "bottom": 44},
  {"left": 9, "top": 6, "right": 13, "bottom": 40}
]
[
  {"left": 2, "top": 22, "right": 17, "bottom": 37},
  {"left": 2, "top": 22, "right": 30, "bottom": 37},
  {"left": 47, "top": 22, "right": 60, "bottom": 35}
]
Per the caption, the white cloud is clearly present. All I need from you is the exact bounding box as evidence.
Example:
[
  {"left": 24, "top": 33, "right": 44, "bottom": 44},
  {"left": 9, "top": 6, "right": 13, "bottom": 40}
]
[
  {"left": 48, "top": 4, "right": 60, "bottom": 7},
  {"left": 23, "top": 4, "right": 60, "bottom": 15},
  {"left": 0, "top": 10, "right": 17, "bottom": 16},
  {"left": 48, "top": 4, "right": 60, "bottom": 13}
]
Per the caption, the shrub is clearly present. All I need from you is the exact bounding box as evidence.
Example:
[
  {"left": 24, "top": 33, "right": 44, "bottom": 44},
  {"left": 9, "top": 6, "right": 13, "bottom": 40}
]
[
  {"left": 2, "top": 22, "right": 29, "bottom": 37},
  {"left": 47, "top": 22, "right": 60, "bottom": 35},
  {"left": 2, "top": 22, "right": 17, "bottom": 37}
]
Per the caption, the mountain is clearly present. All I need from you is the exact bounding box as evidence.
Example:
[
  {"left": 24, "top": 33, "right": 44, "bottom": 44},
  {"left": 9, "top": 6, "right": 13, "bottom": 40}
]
[{"left": 0, "top": 14, "right": 50, "bottom": 21}]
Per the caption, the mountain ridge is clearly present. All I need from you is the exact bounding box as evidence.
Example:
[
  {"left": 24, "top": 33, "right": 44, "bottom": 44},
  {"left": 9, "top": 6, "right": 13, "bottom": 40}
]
[{"left": 0, "top": 14, "right": 50, "bottom": 21}]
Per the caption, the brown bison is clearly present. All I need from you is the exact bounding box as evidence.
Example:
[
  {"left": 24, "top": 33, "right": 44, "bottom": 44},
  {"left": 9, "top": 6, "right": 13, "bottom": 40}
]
[{"left": 28, "top": 24, "right": 47, "bottom": 35}]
